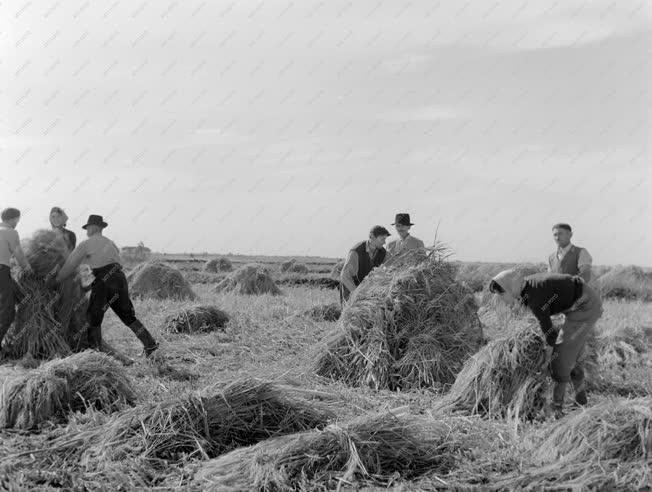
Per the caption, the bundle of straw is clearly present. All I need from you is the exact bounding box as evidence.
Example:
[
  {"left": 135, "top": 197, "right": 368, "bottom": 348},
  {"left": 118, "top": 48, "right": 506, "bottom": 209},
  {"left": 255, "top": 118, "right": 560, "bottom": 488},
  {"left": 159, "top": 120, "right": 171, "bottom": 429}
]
[
  {"left": 163, "top": 305, "right": 229, "bottom": 334},
  {"left": 303, "top": 303, "right": 341, "bottom": 322},
  {"left": 0, "top": 351, "right": 136, "bottom": 430},
  {"left": 127, "top": 261, "right": 197, "bottom": 300},
  {"left": 193, "top": 413, "right": 462, "bottom": 491},
  {"left": 4, "top": 230, "right": 89, "bottom": 358},
  {"left": 25, "top": 378, "right": 333, "bottom": 471},
  {"left": 280, "top": 259, "right": 296, "bottom": 272},
  {"left": 531, "top": 396, "right": 651, "bottom": 464},
  {"left": 214, "top": 264, "right": 282, "bottom": 296},
  {"left": 315, "top": 247, "right": 483, "bottom": 390},
  {"left": 435, "top": 322, "right": 549, "bottom": 420},
  {"left": 493, "top": 397, "right": 652, "bottom": 490},
  {"left": 22, "top": 229, "right": 68, "bottom": 278},
  {"left": 204, "top": 257, "right": 232, "bottom": 273}
]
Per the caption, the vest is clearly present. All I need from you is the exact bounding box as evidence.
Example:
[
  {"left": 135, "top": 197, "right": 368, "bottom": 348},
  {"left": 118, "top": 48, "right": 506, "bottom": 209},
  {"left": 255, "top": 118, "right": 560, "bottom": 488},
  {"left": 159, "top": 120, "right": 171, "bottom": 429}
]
[
  {"left": 549, "top": 245, "right": 582, "bottom": 276},
  {"left": 351, "top": 241, "right": 386, "bottom": 286}
]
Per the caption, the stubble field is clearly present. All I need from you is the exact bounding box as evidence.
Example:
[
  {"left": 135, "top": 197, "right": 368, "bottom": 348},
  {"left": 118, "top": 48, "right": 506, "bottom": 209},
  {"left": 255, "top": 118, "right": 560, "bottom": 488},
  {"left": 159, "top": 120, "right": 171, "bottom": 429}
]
[{"left": 1, "top": 255, "right": 650, "bottom": 491}]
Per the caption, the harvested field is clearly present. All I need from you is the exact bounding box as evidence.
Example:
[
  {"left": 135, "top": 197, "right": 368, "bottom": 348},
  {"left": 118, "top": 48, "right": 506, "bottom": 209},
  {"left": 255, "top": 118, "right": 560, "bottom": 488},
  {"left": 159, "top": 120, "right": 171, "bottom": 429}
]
[{"left": 1, "top": 254, "right": 650, "bottom": 491}]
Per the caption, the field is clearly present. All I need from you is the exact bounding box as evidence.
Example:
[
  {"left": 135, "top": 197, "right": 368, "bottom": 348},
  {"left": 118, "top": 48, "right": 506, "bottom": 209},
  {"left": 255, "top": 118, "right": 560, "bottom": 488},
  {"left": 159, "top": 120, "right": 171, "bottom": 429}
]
[{"left": 1, "top": 256, "right": 651, "bottom": 491}]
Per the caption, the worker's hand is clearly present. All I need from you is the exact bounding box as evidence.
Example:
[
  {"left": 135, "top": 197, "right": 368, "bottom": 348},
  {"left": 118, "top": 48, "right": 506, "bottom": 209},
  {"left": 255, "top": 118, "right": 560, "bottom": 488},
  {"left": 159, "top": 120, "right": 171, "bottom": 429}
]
[
  {"left": 546, "top": 329, "right": 559, "bottom": 347},
  {"left": 44, "top": 275, "right": 59, "bottom": 289}
]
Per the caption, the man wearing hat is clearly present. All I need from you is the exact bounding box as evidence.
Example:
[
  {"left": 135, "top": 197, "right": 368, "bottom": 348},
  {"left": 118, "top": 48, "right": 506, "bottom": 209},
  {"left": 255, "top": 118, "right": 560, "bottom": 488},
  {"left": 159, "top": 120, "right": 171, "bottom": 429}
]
[
  {"left": 54, "top": 215, "right": 158, "bottom": 358},
  {"left": 339, "top": 225, "right": 390, "bottom": 304},
  {"left": 548, "top": 223, "right": 592, "bottom": 283},
  {"left": 49, "top": 206, "right": 76, "bottom": 251},
  {"left": 386, "top": 213, "right": 425, "bottom": 257},
  {"left": 488, "top": 269, "right": 603, "bottom": 419},
  {"left": 0, "top": 208, "right": 32, "bottom": 351}
]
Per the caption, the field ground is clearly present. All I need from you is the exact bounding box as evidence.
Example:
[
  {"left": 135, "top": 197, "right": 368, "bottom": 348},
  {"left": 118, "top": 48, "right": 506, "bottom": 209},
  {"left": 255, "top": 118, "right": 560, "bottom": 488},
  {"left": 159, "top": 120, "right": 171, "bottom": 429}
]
[{"left": 1, "top": 257, "right": 651, "bottom": 490}]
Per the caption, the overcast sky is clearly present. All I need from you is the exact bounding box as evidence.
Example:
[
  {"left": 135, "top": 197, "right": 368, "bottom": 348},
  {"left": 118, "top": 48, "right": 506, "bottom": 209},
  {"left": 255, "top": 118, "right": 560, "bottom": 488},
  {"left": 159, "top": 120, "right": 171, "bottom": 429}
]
[{"left": 1, "top": 0, "right": 650, "bottom": 265}]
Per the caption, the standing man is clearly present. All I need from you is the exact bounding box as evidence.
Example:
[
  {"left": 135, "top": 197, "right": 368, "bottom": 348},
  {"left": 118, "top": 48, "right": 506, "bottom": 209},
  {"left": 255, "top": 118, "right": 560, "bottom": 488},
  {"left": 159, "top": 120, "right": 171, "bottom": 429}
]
[
  {"left": 386, "top": 213, "right": 425, "bottom": 257},
  {"left": 489, "top": 270, "right": 603, "bottom": 418},
  {"left": 340, "top": 225, "right": 390, "bottom": 304},
  {"left": 548, "top": 223, "right": 592, "bottom": 283},
  {"left": 54, "top": 215, "right": 158, "bottom": 358},
  {"left": 49, "top": 206, "right": 76, "bottom": 251},
  {"left": 0, "top": 208, "right": 32, "bottom": 350}
]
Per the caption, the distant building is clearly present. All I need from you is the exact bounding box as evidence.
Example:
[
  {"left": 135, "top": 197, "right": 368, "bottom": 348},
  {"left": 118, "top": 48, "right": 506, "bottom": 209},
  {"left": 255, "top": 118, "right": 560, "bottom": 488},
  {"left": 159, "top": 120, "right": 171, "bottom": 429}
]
[{"left": 121, "top": 241, "right": 152, "bottom": 262}]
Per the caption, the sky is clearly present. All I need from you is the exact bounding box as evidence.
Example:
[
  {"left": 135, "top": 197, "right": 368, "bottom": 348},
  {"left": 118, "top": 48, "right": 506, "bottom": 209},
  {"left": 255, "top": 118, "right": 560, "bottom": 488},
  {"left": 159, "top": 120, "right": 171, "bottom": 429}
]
[{"left": 1, "top": 0, "right": 650, "bottom": 265}]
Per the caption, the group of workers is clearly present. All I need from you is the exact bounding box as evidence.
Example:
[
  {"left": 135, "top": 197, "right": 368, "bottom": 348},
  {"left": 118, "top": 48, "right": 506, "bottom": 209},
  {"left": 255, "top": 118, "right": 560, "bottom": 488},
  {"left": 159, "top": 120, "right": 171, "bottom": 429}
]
[
  {"left": 1, "top": 205, "right": 603, "bottom": 416},
  {"left": 341, "top": 213, "right": 602, "bottom": 418},
  {"left": 0, "top": 207, "right": 158, "bottom": 360}
]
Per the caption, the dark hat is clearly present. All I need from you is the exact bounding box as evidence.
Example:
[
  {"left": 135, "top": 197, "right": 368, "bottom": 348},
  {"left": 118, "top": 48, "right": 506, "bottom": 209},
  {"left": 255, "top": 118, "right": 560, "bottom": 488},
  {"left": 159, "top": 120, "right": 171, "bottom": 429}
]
[
  {"left": 370, "top": 225, "right": 391, "bottom": 237},
  {"left": 82, "top": 214, "right": 108, "bottom": 229},
  {"left": 392, "top": 213, "right": 414, "bottom": 226}
]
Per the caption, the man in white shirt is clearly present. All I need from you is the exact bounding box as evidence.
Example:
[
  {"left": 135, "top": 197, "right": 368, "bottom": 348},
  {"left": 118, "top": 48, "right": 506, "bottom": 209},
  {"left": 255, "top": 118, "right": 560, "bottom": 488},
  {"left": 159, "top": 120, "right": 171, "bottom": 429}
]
[
  {"left": 0, "top": 208, "right": 32, "bottom": 350},
  {"left": 548, "top": 223, "right": 592, "bottom": 283},
  {"left": 386, "top": 213, "right": 425, "bottom": 257}
]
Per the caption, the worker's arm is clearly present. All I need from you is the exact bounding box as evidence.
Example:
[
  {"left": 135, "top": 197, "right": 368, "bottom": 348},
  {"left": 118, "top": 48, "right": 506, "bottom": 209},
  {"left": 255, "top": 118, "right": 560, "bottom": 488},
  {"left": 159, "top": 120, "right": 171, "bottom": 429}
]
[
  {"left": 7, "top": 230, "right": 31, "bottom": 271},
  {"left": 339, "top": 250, "right": 358, "bottom": 294},
  {"left": 528, "top": 291, "right": 558, "bottom": 346},
  {"left": 68, "top": 230, "right": 77, "bottom": 250},
  {"left": 547, "top": 254, "right": 553, "bottom": 272},
  {"left": 577, "top": 248, "right": 593, "bottom": 283},
  {"left": 56, "top": 242, "right": 86, "bottom": 282}
]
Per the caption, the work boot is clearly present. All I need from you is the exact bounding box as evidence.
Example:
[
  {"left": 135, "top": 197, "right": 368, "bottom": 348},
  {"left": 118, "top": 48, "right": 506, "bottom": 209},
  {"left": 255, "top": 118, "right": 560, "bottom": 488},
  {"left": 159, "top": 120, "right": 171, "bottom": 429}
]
[
  {"left": 87, "top": 326, "right": 103, "bottom": 351},
  {"left": 552, "top": 381, "right": 568, "bottom": 420},
  {"left": 570, "top": 367, "right": 588, "bottom": 406},
  {"left": 128, "top": 320, "right": 158, "bottom": 357}
]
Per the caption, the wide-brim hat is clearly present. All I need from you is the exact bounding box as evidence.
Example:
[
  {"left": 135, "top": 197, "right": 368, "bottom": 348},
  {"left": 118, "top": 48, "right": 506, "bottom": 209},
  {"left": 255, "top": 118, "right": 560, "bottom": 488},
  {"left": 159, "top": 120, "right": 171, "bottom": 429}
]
[
  {"left": 82, "top": 214, "right": 108, "bottom": 229},
  {"left": 392, "top": 213, "right": 414, "bottom": 226}
]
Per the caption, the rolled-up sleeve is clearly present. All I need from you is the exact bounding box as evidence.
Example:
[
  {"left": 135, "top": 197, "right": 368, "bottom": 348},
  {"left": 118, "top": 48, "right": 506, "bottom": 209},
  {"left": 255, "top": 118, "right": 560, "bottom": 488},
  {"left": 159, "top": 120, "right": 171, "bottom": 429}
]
[
  {"left": 577, "top": 248, "right": 592, "bottom": 267},
  {"left": 341, "top": 251, "right": 358, "bottom": 283}
]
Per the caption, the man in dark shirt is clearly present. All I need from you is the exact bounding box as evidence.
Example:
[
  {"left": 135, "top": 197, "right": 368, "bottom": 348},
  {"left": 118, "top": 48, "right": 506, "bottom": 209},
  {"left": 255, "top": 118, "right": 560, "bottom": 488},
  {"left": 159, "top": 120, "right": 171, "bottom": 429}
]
[
  {"left": 339, "top": 225, "right": 390, "bottom": 304},
  {"left": 489, "top": 270, "right": 603, "bottom": 418}
]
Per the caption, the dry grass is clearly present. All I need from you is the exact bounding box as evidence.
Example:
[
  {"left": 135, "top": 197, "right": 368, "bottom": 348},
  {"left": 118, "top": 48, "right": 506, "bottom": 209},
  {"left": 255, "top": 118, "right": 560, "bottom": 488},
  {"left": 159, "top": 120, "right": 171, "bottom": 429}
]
[
  {"left": 127, "top": 261, "right": 197, "bottom": 300},
  {"left": 194, "top": 413, "right": 464, "bottom": 490},
  {"left": 0, "top": 351, "right": 135, "bottom": 430},
  {"left": 163, "top": 305, "right": 229, "bottom": 334},
  {"left": 303, "top": 303, "right": 341, "bottom": 322},
  {"left": 315, "top": 248, "right": 483, "bottom": 390}
]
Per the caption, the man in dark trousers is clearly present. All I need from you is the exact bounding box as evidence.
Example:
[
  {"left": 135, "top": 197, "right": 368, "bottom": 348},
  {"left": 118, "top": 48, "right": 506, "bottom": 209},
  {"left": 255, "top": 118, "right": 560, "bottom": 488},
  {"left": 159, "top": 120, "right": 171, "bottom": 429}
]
[
  {"left": 548, "top": 223, "right": 592, "bottom": 283},
  {"left": 489, "top": 269, "right": 603, "bottom": 418},
  {"left": 54, "top": 215, "right": 158, "bottom": 358},
  {"left": 339, "top": 225, "right": 390, "bottom": 304},
  {"left": 49, "top": 206, "right": 77, "bottom": 251},
  {"left": 0, "top": 208, "right": 32, "bottom": 351}
]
